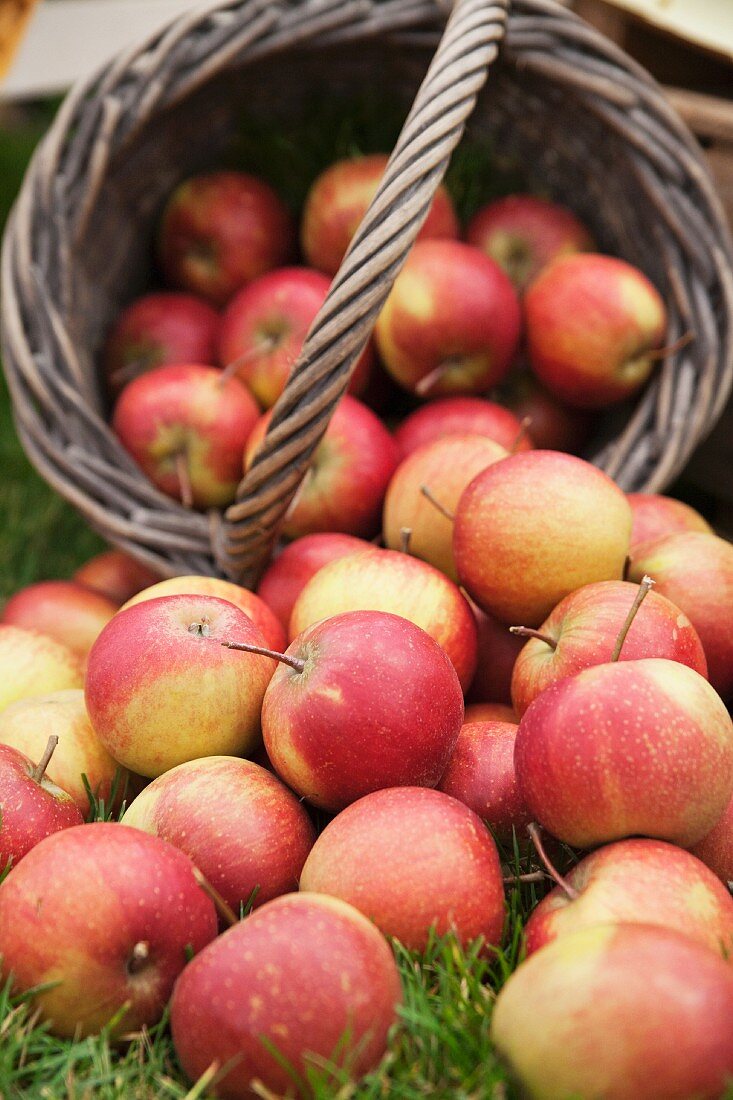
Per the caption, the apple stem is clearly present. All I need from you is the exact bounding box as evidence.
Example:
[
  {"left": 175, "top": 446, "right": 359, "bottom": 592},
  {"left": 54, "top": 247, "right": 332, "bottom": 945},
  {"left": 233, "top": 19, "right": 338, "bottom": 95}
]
[
  {"left": 192, "top": 867, "right": 238, "bottom": 927},
  {"left": 127, "top": 940, "right": 150, "bottom": 974},
  {"left": 218, "top": 335, "right": 279, "bottom": 386},
  {"left": 502, "top": 870, "right": 546, "bottom": 886},
  {"left": 400, "top": 527, "right": 412, "bottom": 555},
  {"left": 622, "top": 554, "right": 631, "bottom": 582},
  {"left": 31, "top": 735, "right": 59, "bottom": 783},
  {"left": 175, "top": 451, "right": 194, "bottom": 509},
  {"left": 419, "top": 485, "right": 455, "bottom": 522},
  {"left": 509, "top": 625, "right": 557, "bottom": 650},
  {"left": 645, "top": 330, "right": 694, "bottom": 362},
  {"left": 415, "top": 364, "right": 448, "bottom": 397},
  {"left": 611, "top": 574, "right": 655, "bottom": 662},
  {"left": 221, "top": 639, "right": 305, "bottom": 673},
  {"left": 527, "top": 822, "right": 579, "bottom": 900},
  {"left": 510, "top": 416, "right": 532, "bottom": 454}
]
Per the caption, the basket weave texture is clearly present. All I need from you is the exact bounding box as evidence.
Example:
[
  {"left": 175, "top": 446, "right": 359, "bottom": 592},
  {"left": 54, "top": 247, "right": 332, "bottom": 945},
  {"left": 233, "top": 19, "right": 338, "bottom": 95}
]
[{"left": 2, "top": 0, "right": 732, "bottom": 586}]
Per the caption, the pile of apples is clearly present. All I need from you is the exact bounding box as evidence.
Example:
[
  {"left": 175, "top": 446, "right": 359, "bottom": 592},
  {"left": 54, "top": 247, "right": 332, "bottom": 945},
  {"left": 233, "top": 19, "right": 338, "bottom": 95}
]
[{"left": 1, "top": 155, "right": 733, "bottom": 1100}]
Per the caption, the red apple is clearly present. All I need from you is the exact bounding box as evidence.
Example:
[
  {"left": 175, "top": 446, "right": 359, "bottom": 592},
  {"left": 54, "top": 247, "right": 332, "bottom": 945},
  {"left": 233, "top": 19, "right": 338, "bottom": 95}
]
[
  {"left": 468, "top": 605, "right": 525, "bottom": 706},
  {"left": 691, "top": 793, "right": 733, "bottom": 884},
  {"left": 514, "top": 658, "right": 733, "bottom": 848},
  {"left": 158, "top": 171, "right": 295, "bottom": 305},
  {"left": 74, "top": 549, "right": 161, "bottom": 605},
  {"left": 491, "top": 924, "right": 733, "bottom": 1100},
  {"left": 300, "top": 786, "right": 504, "bottom": 952},
  {"left": 103, "top": 292, "right": 219, "bottom": 396},
  {"left": 375, "top": 240, "right": 521, "bottom": 397},
  {"left": 0, "top": 626, "right": 83, "bottom": 715},
  {"left": 454, "top": 451, "right": 632, "bottom": 626},
  {"left": 256, "top": 532, "right": 369, "bottom": 630},
  {"left": 113, "top": 363, "right": 258, "bottom": 509},
  {"left": 628, "top": 492, "right": 713, "bottom": 553},
  {"left": 464, "top": 702, "right": 517, "bottom": 724},
  {"left": 629, "top": 531, "right": 733, "bottom": 700},
  {"left": 85, "top": 595, "right": 275, "bottom": 778},
  {"left": 259, "top": 611, "right": 463, "bottom": 813},
  {"left": 393, "top": 396, "right": 533, "bottom": 459},
  {"left": 0, "top": 740, "right": 83, "bottom": 868},
  {"left": 245, "top": 395, "right": 398, "bottom": 539},
  {"left": 171, "top": 893, "right": 401, "bottom": 1098},
  {"left": 466, "top": 194, "right": 593, "bottom": 293},
  {"left": 0, "top": 823, "right": 217, "bottom": 1037},
  {"left": 438, "top": 721, "right": 530, "bottom": 842},
  {"left": 122, "top": 756, "right": 315, "bottom": 914},
  {"left": 1, "top": 580, "right": 117, "bottom": 658},
  {"left": 301, "top": 152, "right": 458, "bottom": 276},
  {"left": 288, "top": 547, "right": 478, "bottom": 691},
  {"left": 525, "top": 253, "right": 667, "bottom": 408},
  {"left": 501, "top": 370, "right": 594, "bottom": 452},
  {"left": 524, "top": 837, "right": 733, "bottom": 958},
  {"left": 510, "top": 579, "right": 708, "bottom": 717}
]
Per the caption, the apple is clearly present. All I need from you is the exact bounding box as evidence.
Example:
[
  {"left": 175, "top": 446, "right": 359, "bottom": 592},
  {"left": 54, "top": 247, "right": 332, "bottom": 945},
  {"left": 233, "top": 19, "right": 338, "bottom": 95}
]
[
  {"left": 501, "top": 370, "right": 593, "bottom": 453},
  {"left": 629, "top": 532, "right": 733, "bottom": 700},
  {"left": 491, "top": 924, "right": 733, "bottom": 1100},
  {"left": 0, "top": 689, "right": 129, "bottom": 815},
  {"left": 171, "top": 892, "right": 401, "bottom": 1098},
  {"left": 454, "top": 450, "right": 632, "bottom": 626},
  {"left": 514, "top": 658, "right": 733, "bottom": 848},
  {"left": 0, "top": 626, "right": 83, "bottom": 715},
  {"left": 628, "top": 492, "right": 713, "bottom": 553},
  {"left": 288, "top": 547, "right": 478, "bottom": 691},
  {"left": 437, "top": 721, "right": 530, "bottom": 842},
  {"left": 103, "top": 292, "right": 219, "bottom": 396},
  {"left": 523, "top": 837, "right": 733, "bottom": 958},
  {"left": 158, "top": 170, "right": 295, "bottom": 305},
  {"left": 464, "top": 702, "right": 517, "bottom": 724},
  {"left": 467, "top": 605, "right": 525, "bottom": 706},
  {"left": 510, "top": 579, "right": 708, "bottom": 717},
  {"left": 244, "top": 395, "right": 398, "bottom": 539},
  {"left": 393, "top": 396, "right": 533, "bottom": 460},
  {"left": 255, "top": 611, "right": 463, "bottom": 813},
  {"left": 85, "top": 595, "right": 275, "bottom": 778},
  {"left": 113, "top": 363, "right": 259, "bottom": 509},
  {"left": 301, "top": 152, "right": 458, "bottom": 275},
  {"left": 218, "top": 266, "right": 373, "bottom": 407},
  {"left": 465, "top": 194, "right": 593, "bottom": 293},
  {"left": 691, "top": 792, "right": 733, "bottom": 885},
  {"left": 256, "top": 532, "right": 369, "bottom": 630},
  {"left": 1, "top": 580, "right": 117, "bottom": 658},
  {"left": 383, "top": 434, "right": 508, "bottom": 580},
  {"left": 525, "top": 253, "right": 667, "bottom": 408},
  {"left": 0, "top": 739, "right": 83, "bottom": 867},
  {"left": 299, "top": 786, "right": 504, "bottom": 952},
  {"left": 0, "top": 823, "right": 217, "bottom": 1038},
  {"left": 375, "top": 240, "right": 521, "bottom": 397},
  {"left": 74, "top": 549, "right": 161, "bottom": 605}
]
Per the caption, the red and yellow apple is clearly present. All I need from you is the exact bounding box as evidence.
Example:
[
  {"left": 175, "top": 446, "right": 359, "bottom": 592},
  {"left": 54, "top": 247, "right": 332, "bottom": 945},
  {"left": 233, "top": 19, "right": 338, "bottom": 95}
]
[
  {"left": 0, "top": 626, "right": 83, "bottom": 715},
  {"left": 0, "top": 741, "right": 83, "bottom": 867},
  {"left": 74, "top": 549, "right": 161, "bottom": 606},
  {"left": 1, "top": 580, "right": 117, "bottom": 658},
  {"left": 628, "top": 492, "right": 713, "bottom": 553},
  {"left": 393, "top": 396, "right": 533, "bottom": 459},
  {"left": 256, "top": 532, "right": 368, "bottom": 630}
]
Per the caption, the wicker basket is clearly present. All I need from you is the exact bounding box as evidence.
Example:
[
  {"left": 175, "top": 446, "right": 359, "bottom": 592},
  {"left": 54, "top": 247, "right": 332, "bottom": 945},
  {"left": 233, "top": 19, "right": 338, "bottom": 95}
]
[{"left": 2, "top": 0, "right": 732, "bottom": 587}]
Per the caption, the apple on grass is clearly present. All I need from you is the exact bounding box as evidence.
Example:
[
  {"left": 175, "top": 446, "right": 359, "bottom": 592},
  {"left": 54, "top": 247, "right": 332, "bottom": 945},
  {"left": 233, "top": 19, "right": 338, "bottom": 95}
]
[
  {"left": 0, "top": 737, "right": 83, "bottom": 868},
  {"left": 0, "top": 823, "right": 217, "bottom": 1038},
  {"left": 393, "top": 396, "right": 533, "bottom": 460},
  {"left": 0, "top": 625, "right": 83, "bottom": 715},
  {"left": 171, "top": 893, "right": 402, "bottom": 1100},
  {"left": 74, "top": 549, "right": 162, "bottom": 606},
  {"left": 1, "top": 580, "right": 118, "bottom": 659},
  {"left": 628, "top": 492, "right": 713, "bottom": 553}
]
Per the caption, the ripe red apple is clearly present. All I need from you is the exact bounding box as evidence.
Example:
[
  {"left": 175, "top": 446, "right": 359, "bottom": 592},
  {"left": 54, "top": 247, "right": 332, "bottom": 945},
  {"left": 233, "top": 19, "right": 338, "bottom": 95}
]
[
  {"left": 85, "top": 595, "right": 275, "bottom": 778},
  {"left": 491, "top": 924, "right": 733, "bottom": 1100},
  {"left": 245, "top": 395, "right": 398, "bottom": 539},
  {"left": 514, "top": 658, "right": 733, "bottom": 848},
  {"left": 691, "top": 792, "right": 733, "bottom": 884},
  {"left": 0, "top": 823, "right": 217, "bottom": 1038},
  {"left": 454, "top": 451, "right": 632, "bottom": 626},
  {"left": 1, "top": 580, "right": 117, "bottom": 658},
  {"left": 301, "top": 152, "right": 458, "bottom": 276},
  {"left": 393, "top": 396, "right": 533, "bottom": 459},
  {"left": 218, "top": 266, "right": 373, "bottom": 407},
  {"left": 465, "top": 194, "right": 593, "bottom": 293},
  {"left": 629, "top": 532, "right": 733, "bottom": 700},
  {"left": 525, "top": 253, "right": 667, "bottom": 408},
  {"left": 501, "top": 370, "right": 594, "bottom": 452},
  {"left": 171, "top": 893, "right": 401, "bottom": 1098},
  {"left": 288, "top": 548, "right": 478, "bottom": 691},
  {"left": 122, "top": 756, "right": 315, "bottom": 914},
  {"left": 0, "top": 739, "right": 83, "bottom": 868},
  {"left": 0, "top": 689, "right": 129, "bottom": 815},
  {"left": 103, "top": 291, "right": 219, "bottom": 396},
  {"left": 437, "top": 721, "right": 530, "bottom": 842},
  {"left": 464, "top": 702, "right": 517, "bottom": 724},
  {"left": 256, "top": 532, "right": 369, "bottom": 630},
  {"left": 300, "top": 786, "right": 504, "bottom": 952},
  {"left": 375, "top": 240, "right": 521, "bottom": 397},
  {"left": 0, "top": 626, "right": 83, "bottom": 715},
  {"left": 158, "top": 171, "right": 295, "bottom": 305},
  {"left": 113, "top": 363, "right": 258, "bottom": 509},
  {"left": 468, "top": 604, "right": 525, "bottom": 706},
  {"left": 510, "top": 579, "right": 708, "bottom": 717},
  {"left": 74, "top": 549, "right": 161, "bottom": 605},
  {"left": 628, "top": 492, "right": 713, "bottom": 553},
  {"left": 383, "top": 434, "right": 508, "bottom": 580},
  {"left": 257, "top": 611, "right": 463, "bottom": 813}
]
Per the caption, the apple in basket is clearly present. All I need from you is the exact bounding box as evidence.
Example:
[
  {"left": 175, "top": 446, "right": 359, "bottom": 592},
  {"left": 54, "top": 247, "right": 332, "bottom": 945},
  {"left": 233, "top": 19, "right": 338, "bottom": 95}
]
[{"left": 393, "top": 395, "right": 533, "bottom": 459}]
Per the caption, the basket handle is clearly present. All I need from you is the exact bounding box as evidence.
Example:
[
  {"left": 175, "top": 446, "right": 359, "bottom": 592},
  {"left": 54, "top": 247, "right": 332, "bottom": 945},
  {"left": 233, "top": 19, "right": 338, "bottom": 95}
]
[{"left": 215, "top": 0, "right": 509, "bottom": 585}]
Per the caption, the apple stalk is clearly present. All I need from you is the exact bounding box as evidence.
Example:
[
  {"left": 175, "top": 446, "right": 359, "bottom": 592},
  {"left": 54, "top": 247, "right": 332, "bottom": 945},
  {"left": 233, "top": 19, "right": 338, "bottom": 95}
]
[
  {"left": 221, "top": 639, "right": 305, "bottom": 674},
  {"left": 610, "top": 574, "right": 654, "bottom": 662},
  {"left": 31, "top": 734, "right": 59, "bottom": 784},
  {"left": 527, "top": 822, "right": 579, "bottom": 900}
]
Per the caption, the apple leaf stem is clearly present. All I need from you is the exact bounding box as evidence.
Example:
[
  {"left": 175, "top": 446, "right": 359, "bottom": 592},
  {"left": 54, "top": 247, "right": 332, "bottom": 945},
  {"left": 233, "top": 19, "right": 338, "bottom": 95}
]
[
  {"left": 175, "top": 451, "right": 194, "bottom": 509},
  {"left": 527, "top": 823, "right": 579, "bottom": 900},
  {"left": 509, "top": 626, "right": 557, "bottom": 650},
  {"left": 192, "top": 867, "right": 239, "bottom": 928},
  {"left": 611, "top": 574, "right": 655, "bottom": 662},
  {"left": 502, "top": 870, "right": 546, "bottom": 886},
  {"left": 400, "top": 527, "right": 412, "bottom": 555},
  {"left": 419, "top": 484, "right": 455, "bottom": 522},
  {"left": 510, "top": 416, "right": 532, "bottom": 454},
  {"left": 31, "top": 735, "right": 59, "bottom": 784},
  {"left": 645, "top": 330, "right": 693, "bottom": 362},
  {"left": 221, "top": 639, "right": 305, "bottom": 673},
  {"left": 415, "top": 364, "right": 448, "bottom": 397},
  {"left": 127, "top": 940, "right": 150, "bottom": 975}
]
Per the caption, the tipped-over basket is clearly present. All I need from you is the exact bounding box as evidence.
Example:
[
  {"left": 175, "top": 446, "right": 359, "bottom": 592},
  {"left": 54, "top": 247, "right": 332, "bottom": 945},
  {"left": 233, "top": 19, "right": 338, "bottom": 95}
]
[{"left": 2, "top": 0, "right": 732, "bottom": 587}]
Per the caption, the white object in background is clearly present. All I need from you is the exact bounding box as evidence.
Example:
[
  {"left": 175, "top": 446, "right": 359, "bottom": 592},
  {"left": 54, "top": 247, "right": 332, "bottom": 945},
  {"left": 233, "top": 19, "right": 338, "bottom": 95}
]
[{"left": 586, "top": 0, "right": 733, "bottom": 61}]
